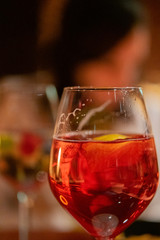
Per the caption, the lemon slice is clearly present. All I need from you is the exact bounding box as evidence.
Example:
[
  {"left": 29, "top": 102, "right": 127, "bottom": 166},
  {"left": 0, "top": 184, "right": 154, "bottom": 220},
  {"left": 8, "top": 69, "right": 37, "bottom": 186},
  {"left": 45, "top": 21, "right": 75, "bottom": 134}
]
[{"left": 94, "top": 134, "right": 128, "bottom": 141}]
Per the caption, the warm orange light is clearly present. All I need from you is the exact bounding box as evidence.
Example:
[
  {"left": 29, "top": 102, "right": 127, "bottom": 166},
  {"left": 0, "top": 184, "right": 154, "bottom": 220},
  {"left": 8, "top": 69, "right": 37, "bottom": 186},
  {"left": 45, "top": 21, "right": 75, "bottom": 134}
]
[{"left": 59, "top": 195, "right": 68, "bottom": 205}]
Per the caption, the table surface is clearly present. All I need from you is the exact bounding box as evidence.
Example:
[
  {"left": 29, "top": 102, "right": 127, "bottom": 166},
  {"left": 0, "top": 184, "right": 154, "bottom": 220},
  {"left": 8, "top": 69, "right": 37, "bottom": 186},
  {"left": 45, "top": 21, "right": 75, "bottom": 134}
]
[
  {"left": 0, "top": 230, "right": 93, "bottom": 240},
  {"left": 1, "top": 230, "right": 160, "bottom": 240}
]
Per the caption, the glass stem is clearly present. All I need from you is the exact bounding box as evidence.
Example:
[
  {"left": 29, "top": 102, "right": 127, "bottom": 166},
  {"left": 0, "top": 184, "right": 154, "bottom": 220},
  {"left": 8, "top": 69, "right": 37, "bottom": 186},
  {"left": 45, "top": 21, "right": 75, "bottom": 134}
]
[{"left": 17, "top": 191, "right": 30, "bottom": 240}]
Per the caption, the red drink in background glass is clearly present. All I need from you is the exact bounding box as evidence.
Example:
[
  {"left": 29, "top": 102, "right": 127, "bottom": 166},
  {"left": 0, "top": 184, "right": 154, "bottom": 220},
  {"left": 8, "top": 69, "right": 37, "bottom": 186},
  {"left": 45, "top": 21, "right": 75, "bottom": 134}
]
[
  {"left": 0, "top": 131, "right": 50, "bottom": 192},
  {"left": 49, "top": 132, "right": 159, "bottom": 239}
]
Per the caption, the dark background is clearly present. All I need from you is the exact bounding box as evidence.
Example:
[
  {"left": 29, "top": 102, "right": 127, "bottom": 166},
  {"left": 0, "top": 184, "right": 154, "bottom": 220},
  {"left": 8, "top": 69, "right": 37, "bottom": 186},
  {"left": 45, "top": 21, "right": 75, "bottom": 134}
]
[{"left": 0, "top": 0, "right": 159, "bottom": 78}]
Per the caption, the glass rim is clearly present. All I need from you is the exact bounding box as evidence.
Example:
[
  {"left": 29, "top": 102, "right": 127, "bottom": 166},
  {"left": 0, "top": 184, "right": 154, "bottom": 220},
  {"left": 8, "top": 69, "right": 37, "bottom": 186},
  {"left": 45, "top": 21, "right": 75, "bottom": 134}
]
[
  {"left": 0, "top": 81, "right": 57, "bottom": 94},
  {"left": 63, "top": 86, "right": 142, "bottom": 91}
]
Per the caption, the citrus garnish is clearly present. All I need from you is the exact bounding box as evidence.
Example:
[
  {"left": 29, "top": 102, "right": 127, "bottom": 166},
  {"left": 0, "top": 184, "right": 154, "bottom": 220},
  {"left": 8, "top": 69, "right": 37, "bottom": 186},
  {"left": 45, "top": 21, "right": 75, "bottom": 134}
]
[
  {"left": 94, "top": 134, "right": 128, "bottom": 141},
  {"left": 0, "top": 134, "right": 14, "bottom": 150}
]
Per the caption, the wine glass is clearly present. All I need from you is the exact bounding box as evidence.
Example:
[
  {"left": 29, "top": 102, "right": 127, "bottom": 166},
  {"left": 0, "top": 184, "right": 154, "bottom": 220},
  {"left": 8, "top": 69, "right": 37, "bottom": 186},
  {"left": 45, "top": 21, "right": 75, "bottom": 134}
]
[
  {"left": 49, "top": 87, "right": 159, "bottom": 240},
  {"left": 0, "top": 79, "right": 58, "bottom": 240}
]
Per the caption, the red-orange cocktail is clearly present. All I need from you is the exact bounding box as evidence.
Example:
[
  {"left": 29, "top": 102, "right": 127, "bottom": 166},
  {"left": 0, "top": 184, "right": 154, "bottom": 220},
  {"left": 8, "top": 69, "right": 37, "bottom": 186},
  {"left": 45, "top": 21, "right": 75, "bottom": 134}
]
[{"left": 49, "top": 132, "right": 158, "bottom": 239}]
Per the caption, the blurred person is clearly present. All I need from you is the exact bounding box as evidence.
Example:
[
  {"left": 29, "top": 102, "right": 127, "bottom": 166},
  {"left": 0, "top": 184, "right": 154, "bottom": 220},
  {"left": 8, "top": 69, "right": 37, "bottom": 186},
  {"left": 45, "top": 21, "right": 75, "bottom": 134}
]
[{"left": 44, "top": 0, "right": 150, "bottom": 97}]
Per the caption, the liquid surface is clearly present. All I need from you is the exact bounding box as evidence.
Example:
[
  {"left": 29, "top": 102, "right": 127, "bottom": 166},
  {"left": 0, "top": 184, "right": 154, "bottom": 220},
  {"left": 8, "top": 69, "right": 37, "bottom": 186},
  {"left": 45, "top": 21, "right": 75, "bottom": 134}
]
[{"left": 49, "top": 132, "right": 158, "bottom": 239}]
